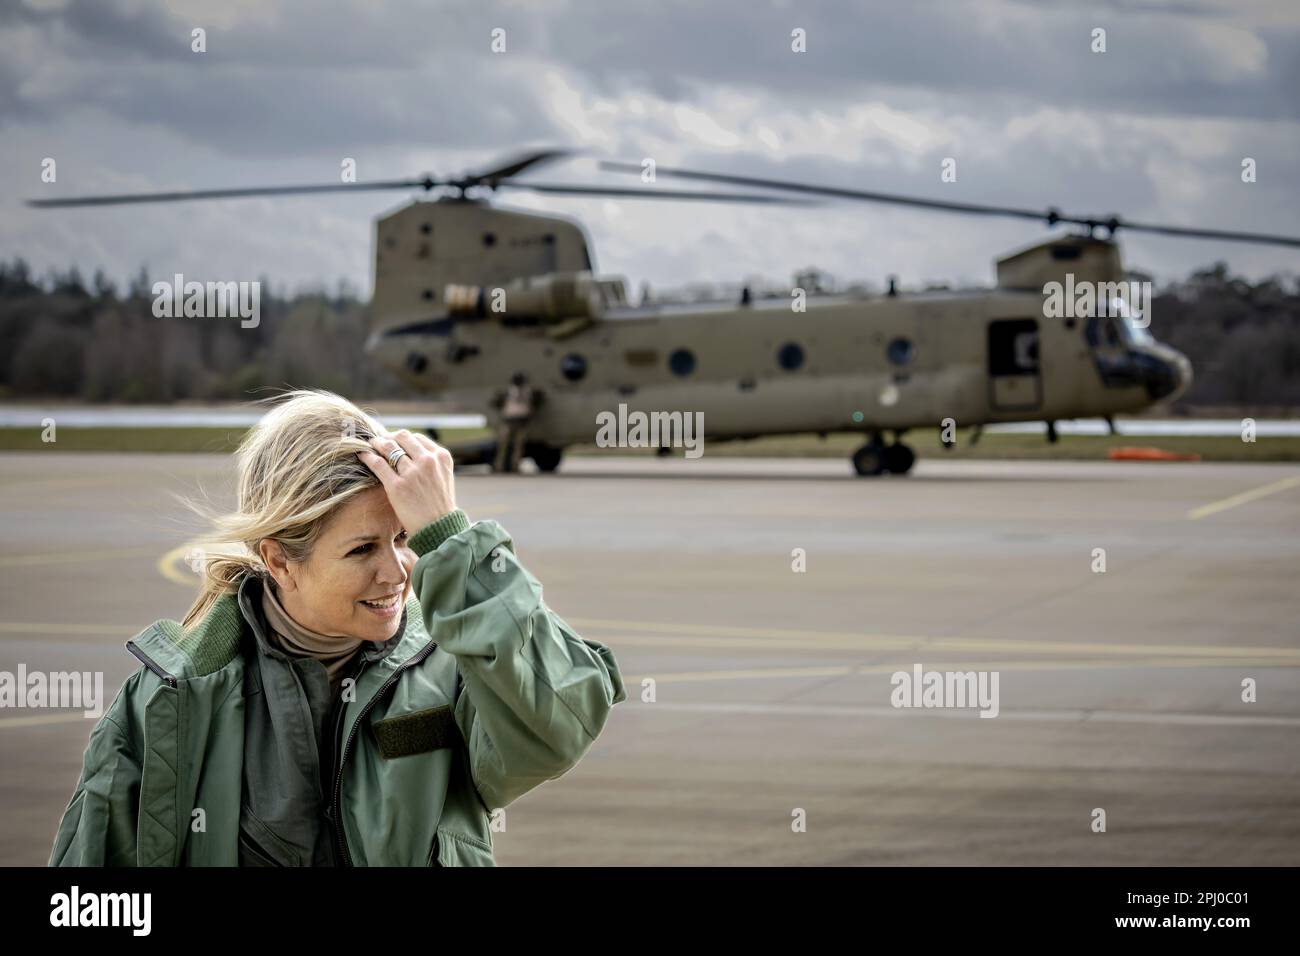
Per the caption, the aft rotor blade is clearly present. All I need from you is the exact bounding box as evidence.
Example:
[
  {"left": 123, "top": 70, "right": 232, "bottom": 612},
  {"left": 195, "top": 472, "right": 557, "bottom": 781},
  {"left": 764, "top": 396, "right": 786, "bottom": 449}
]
[
  {"left": 1111, "top": 219, "right": 1300, "bottom": 249},
  {"left": 600, "top": 161, "right": 1049, "bottom": 219},
  {"left": 600, "top": 161, "right": 1300, "bottom": 248},
  {"left": 500, "top": 181, "right": 815, "bottom": 204}
]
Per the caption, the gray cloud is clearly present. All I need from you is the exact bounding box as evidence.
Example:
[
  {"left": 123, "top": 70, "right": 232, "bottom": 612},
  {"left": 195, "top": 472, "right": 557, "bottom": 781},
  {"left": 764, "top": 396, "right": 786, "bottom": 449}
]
[{"left": 1, "top": 0, "right": 1297, "bottom": 297}]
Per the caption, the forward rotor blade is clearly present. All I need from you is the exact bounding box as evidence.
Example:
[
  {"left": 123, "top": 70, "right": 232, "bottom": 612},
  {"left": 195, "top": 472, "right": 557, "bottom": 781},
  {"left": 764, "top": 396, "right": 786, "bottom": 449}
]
[
  {"left": 26, "top": 178, "right": 438, "bottom": 208},
  {"left": 468, "top": 149, "right": 573, "bottom": 185}
]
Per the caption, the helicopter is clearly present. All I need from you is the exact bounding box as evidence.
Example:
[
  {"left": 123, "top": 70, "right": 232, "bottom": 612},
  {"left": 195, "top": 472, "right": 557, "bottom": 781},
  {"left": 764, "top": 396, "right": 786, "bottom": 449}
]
[{"left": 29, "top": 149, "right": 1300, "bottom": 476}]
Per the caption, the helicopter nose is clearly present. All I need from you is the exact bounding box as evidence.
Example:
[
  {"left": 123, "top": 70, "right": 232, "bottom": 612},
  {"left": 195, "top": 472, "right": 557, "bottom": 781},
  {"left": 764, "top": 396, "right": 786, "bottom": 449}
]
[
  {"left": 1135, "top": 347, "right": 1192, "bottom": 402},
  {"left": 1172, "top": 350, "right": 1193, "bottom": 397}
]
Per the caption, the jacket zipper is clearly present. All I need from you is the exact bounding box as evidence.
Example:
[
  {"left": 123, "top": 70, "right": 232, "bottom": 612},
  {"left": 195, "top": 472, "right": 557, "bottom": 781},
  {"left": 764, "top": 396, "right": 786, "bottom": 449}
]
[
  {"left": 330, "top": 638, "right": 440, "bottom": 866},
  {"left": 126, "top": 641, "right": 178, "bottom": 688},
  {"left": 325, "top": 653, "right": 368, "bottom": 863}
]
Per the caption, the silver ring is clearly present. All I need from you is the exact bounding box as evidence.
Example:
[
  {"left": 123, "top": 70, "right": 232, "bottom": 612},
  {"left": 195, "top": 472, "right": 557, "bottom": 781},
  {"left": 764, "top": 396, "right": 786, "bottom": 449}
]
[{"left": 387, "top": 447, "right": 408, "bottom": 470}]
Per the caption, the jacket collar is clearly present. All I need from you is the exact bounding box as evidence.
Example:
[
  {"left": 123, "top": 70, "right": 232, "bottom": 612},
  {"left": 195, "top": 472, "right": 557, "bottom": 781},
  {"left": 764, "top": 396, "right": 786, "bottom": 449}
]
[
  {"left": 125, "top": 574, "right": 429, "bottom": 681},
  {"left": 236, "top": 573, "right": 406, "bottom": 666}
]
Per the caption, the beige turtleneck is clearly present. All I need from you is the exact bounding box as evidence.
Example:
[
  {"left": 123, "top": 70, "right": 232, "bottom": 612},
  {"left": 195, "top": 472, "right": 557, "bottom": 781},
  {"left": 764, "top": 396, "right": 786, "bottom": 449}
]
[{"left": 261, "top": 581, "right": 364, "bottom": 698}]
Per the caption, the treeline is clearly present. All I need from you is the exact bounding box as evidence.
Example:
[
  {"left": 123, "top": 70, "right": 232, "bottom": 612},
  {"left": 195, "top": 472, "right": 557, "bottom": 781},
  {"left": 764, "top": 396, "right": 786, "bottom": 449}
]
[
  {"left": 1151, "top": 264, "right": 1300, "bottom": 408},
  {"left": 0, "top": 260, "right": 411, "bottom": 402},
  {"left": 1, "top": 257, "right": 1297, "bottom": 408}
]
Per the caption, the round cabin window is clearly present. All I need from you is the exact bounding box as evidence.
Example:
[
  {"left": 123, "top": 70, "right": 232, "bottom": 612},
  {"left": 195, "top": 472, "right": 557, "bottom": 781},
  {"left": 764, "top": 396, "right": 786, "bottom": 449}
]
[
  {"left": 778, "top": 343, "right": 804, "bottom": 371},
  {"left": 560, "top": 353, "right": 587, "bottom": 382},
  {"left": 669, "top": 349, "right": 696, "bottom": 376},
  {"left": 886, "top": 337, "right": 915, "bottom": 366}
]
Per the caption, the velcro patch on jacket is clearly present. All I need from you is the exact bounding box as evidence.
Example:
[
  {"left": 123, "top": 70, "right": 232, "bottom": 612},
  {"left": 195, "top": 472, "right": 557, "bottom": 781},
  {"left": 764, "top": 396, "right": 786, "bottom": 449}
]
[{"left": 370, "top": 705, "right": 461, "bottom": 759}]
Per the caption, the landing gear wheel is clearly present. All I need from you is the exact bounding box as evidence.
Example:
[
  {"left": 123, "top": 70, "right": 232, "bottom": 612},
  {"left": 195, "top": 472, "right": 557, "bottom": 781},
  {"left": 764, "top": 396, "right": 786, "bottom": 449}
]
[
  {"left": 529, "top": 444, "right": 563, "bottom": 473},
  {"left": 882, "top": 442, "right": 916, "bottom": 475},
  {"left": 852, "top": 442, "right": 886, "bottom": 477}
]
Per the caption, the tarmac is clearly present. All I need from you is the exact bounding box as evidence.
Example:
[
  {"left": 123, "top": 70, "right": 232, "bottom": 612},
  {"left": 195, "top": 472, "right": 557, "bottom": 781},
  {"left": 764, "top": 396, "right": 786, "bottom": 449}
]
[{"left": 2, "top": 452, "right": 1298, "bottom": 865}]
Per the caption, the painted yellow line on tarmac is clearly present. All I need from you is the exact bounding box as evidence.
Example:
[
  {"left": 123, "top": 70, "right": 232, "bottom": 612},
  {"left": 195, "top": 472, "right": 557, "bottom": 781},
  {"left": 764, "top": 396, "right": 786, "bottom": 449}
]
[
  {"left": 0, "top": 475, "right": 128, "bottom": 494},
  {"left": 624, "top": 656, "right": 1298, "bottom": 685},
  {"left": 0, "top": 712, "right": 94, "bottom": 730},
  {"left": 636, "top": 700, "right": 1300, "bottom": 728},
  {"left": 630, "top": 665, "right": 857, "bottom": 684},
  {"left": 7, "top": 608, "right": 1294, "bottom": 667},
  {"left": 0, "top": 545, "right": 163, "bottom": 568},
  {"left": 1188, "top": 474, "right": 1300, "bottom": 520},
  {"left": 0, "top": 622, "right": 136, "bottom": 635},
  {"left": 158, "top": 542, "right": 203, "bottom": 586},
  {"left": 573, "top": 618, "right": 1300, "bottom": 661}
]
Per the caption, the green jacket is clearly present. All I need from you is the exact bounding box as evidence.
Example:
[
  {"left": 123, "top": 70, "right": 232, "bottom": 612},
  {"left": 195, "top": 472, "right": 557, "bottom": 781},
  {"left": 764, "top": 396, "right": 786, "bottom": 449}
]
[{"left": 49, "top": 511, "right": 625, "bottom": 866}]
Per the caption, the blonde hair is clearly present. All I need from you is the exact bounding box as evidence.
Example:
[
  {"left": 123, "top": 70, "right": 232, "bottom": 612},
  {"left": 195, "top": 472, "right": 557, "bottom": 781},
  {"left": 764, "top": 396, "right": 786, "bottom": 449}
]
[{"left": 181, "top": 389, "right": 389, "bottom": 629}]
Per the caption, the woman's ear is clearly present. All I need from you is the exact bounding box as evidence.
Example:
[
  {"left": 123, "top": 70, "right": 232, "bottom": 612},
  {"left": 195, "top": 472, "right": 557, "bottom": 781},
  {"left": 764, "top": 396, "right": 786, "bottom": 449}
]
[{"left": 257, "top": 538, "right": 296, "bottom": 592}]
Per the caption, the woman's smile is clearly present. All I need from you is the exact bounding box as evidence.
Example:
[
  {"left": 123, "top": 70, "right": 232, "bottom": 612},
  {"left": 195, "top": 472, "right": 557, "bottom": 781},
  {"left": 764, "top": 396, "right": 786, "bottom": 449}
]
[{"left": 358, "top": 589, "right": 404, "bottom": 618}]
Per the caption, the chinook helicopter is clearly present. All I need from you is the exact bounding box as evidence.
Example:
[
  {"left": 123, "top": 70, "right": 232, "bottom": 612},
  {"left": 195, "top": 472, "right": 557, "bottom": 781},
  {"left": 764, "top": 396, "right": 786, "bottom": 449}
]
[{"left": 30, "top": 149, "right": 1300, "bottom": 475}]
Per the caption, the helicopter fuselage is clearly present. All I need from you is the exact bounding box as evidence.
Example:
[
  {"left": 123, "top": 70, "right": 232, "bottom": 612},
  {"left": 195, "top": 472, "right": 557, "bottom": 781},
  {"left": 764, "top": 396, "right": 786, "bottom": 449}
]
[{"left": 371, "top": 284, "right": 1190, "bottom": 448}]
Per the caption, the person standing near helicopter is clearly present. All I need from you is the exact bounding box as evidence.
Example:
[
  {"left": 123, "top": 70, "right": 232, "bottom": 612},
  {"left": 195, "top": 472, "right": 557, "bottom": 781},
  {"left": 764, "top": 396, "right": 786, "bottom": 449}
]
[
  {"left": 493, "top": 372, "right": 541, "bottom": 473},
  {"left": 48, "top": 389, "right": 623, "bottom": 866}
]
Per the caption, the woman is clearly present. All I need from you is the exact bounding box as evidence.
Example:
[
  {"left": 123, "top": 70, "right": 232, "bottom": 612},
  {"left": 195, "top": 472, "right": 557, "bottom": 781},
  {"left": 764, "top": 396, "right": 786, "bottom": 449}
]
[{"left": 49, "top": 389, "right": 625, "bottom": 866}]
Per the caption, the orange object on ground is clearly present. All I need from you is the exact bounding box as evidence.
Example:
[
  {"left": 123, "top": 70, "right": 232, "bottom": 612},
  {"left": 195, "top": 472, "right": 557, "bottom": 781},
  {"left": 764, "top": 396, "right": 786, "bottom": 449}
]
[{"left": 1108, "top": 446, "right": 1201, "bottom": 461}]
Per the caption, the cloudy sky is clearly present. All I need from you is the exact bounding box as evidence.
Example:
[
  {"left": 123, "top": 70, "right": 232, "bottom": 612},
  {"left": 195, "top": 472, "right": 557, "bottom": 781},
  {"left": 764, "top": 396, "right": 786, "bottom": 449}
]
[{"left": 2, "top": 0, "right": 1297, "bottom": 298}]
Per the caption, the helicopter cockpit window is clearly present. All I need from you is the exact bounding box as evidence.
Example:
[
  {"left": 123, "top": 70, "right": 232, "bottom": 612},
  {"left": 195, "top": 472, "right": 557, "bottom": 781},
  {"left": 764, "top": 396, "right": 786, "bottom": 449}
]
[
  {"left": 560, "top": 353, "right": 587, "bottom": 382},
  {"left": 886, "top": 337, "right": 915, "bottom": 366},
  {"left": 1085, "top": 316, "right": 1123, "bottom": 349},
  {"left": 669, "top": 349, "right": 696, "bottom": 377},
  {"left": 777, "top": 343, "right": 804, "bottom": 371},
  {"left": 1107, "top": 297, "right": 1155, "bottom": 346},
  {"left": 1084, "top": 313, "right": 1144, "bottom": 387},
  {"left": 1120, "top": 313, "right": 1154, "bottom": 345}
]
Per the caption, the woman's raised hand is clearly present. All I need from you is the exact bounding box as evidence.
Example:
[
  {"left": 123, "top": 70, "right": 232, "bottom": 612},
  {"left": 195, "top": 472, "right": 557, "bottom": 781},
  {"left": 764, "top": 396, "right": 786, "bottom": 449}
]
[{"left": 357, "top": 429, "right": 458, "bottom": 534}]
